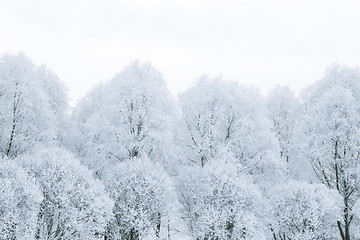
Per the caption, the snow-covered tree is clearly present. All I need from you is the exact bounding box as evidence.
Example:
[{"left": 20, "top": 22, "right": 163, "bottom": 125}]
[
  {"left": 296, "top": 85, "right": 360, "bottom": 240},
  {"left": 178, "top": 158, "right": 267, "bottom": 239},
  {"left": 103, "top": 157, "right": 174, "bottom": 240},
  {"left": 349, "top": 199, "right": 360, "bottom": 239},
  {"left": 0, "top": 53, "right": 67, "bottom": 158},
  {"left": 270, "top": 181, "right": 342, "bottom": 240},
  {"left": 69, "top": 82, "right": 106, "bottom": 156},
  {"left": 35, "top": 65, "right": 70, "bottom": 146},
  {"left": 179, "top": 75, "right": 284, "bottom": 183},
  {"left": 0, "top": 159, "right": 42, "bottom": 240},
  {"left": 20, "top": 147, "right": 113, "bottom": 240},
  {"left": 74, "top": 61, "right": 178, "bottom": 176},
  {"left": 303, "top": 64, "right": 360, "bottom": 106},
  {"left": 266, "top": 85, "right": 300, "bottom": 164}
]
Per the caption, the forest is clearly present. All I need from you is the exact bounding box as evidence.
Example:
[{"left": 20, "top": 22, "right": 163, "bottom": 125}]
[{"left": 1, "top": 52, "right": 360, "bottom": 240}]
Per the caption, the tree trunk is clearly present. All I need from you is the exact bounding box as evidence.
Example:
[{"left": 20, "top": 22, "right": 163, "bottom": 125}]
[
  {"left": 6, "top": 117, "right": 16, "bottom": 157},
  {"left": 167, "top": 218, "right": 171, "bottom": 240},
  {"left": 155, "top": 212, "right": 161, "bottom": 238},
  {"left": 337, "top": 221, "right": 345, "bottom": 240},
  {"left": 6, "top": 86, "right": 20, "bottom": 158}
]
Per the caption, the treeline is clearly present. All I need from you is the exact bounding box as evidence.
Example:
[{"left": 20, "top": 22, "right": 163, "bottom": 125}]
[{"left": 0, "top": 53, "right": 360, "bottom": 240}]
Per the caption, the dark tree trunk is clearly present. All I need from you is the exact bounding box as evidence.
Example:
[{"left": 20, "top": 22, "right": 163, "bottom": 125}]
[
  {"left": 155, "top": 212, "right": 161, "bottom": 238},
  {"left": 6, "top": 117, "right": 16, "bottom": 157}
]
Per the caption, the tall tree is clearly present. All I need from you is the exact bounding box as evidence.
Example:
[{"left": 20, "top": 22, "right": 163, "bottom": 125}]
[
  {"left": 179, "top": 75, "right": 284, "bottom": 183},
  {"left": 266, "top": 85, "right": 300, "bottom": 163},
  {"left": 296, "top": 85, "right": 360, "bottom": 240},
  {"left": 74, "top": 61, "right": 178, "bottom": 176},
  {"left": 36, "top": 65, "right": 70, "bottom": 146},
  {"left": 0, "top": 53, "right": 67, "bottom": 158},
  {"left": 303, "top": 64, "right": 360, "bottom": 106}
]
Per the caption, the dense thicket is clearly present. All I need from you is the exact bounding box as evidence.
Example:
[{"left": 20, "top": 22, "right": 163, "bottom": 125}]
[{"left": 1, "top": 53, "right": 360, "bottom": 240}]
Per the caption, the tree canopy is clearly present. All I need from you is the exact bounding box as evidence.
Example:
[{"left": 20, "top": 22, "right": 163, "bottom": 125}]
[{"left": 1, "top": 53, "right": 360, "bottom": 240}]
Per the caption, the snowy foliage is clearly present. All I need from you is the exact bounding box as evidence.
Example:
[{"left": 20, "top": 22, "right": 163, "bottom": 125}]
[
  {"left": 266, "top": 85, "right": 300, "bottom": 164},
  {"left": 350, "top": 200, "right": 360, "bottom": 239},
  {"left": 103, "top": 157, "right": 174, "bottom": 239},
  {"left": 294, "top": 75, "right": 360, "bottom": 239},
  {"left": 179, "top": 76, "right": 284, "bottom": 183},
  {"left": 74, "top": 61, "right": 178, "bottom": 177},
  {"left": 270, "top": 181, "right": 342, "bottom": 240},
  {"left": 20, "top": 147, "right": 113, "bottom": 240},
  {"left": 2, "top": 53, "right": 360, "bottom": 240},
  {"left": 0, "top": 160, "right": 42, "bottom": 240},
  {"left": 0, "top": 53, "right": 68, "bottom": 159},
  {"left": 303, "top": 64, "right": 360, "bottom": 105},
  {"left": 302, "top": 86, "right": 360, "bottom": 186},
  {"left": 178, "top": 159, "right": 267, "bottom": 239},
  {"left": 36, "top": 65, "right": 70, "bottom": 146}
]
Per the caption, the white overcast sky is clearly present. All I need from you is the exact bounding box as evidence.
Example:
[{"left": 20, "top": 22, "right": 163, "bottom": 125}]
[{"left": 1, "top": 0, "right": 360, "bottom": 104}]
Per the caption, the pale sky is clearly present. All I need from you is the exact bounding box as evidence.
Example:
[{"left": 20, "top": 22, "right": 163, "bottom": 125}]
[{"left": 1, "top": 0, "right": 360, "bottom": 105}]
